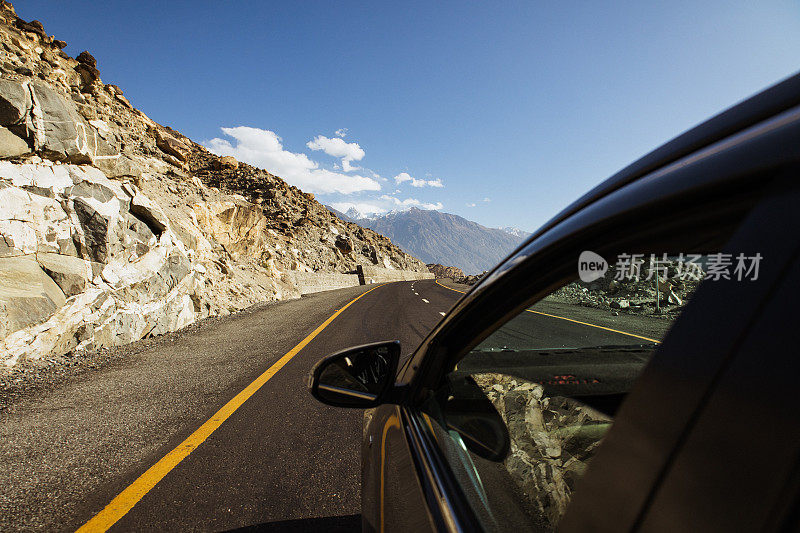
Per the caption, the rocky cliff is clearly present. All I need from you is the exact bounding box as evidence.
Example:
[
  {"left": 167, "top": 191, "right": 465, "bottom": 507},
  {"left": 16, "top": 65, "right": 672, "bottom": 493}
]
[
  {"left": 0, "top": 1, "right": 429, "bottom": 369},
  {"left": 426, "top": 263, "right": 465, "bottom": 280}
]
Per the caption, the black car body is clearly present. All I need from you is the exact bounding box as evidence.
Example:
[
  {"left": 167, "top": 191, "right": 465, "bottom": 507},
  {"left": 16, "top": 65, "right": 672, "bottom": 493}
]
[{"left": 310, "top": 73, "right": 800, "bottom": 532}]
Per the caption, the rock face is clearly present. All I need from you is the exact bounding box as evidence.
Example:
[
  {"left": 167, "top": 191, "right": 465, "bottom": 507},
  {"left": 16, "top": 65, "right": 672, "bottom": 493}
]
[
  {"left": 0, "top": 79, "right": 116, "bottom": 164},
  {"left": 35, "top": 252, "right": 95, "bottom": 297},
  {"left": 154, "top": 129, "right": 188, "bottom": 162},
  {"left": 0, "top": 0, "right": 430, "bottom": 370},
  {"left": 427, "top": 263, "right": 484, "bottom": 285},
  {"left": 0, "top": 255, "right": 66, "bottom": 338},
  {"left": 427, "top": 263, "right": 464, "bottom": 280},
  {"left": 0, "top": 123, "right": 29, "bottom": 157},
  {"left": 474, "top": 373, "right": 611, "bottom": 529}
]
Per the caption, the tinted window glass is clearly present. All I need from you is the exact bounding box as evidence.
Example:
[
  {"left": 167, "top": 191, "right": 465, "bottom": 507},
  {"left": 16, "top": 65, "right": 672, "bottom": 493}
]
[{"left": 420, "top": 253, "right": 755, "bottom": 531}]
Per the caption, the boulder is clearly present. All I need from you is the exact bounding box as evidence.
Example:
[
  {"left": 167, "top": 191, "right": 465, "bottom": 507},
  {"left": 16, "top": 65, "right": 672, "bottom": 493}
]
[
  {"left": 0, "top": 78, "right": 32, "bottom": 128},
  {"left": 0, "top": 80, "right": 116, "bottom": 163},
  {"left": 213, "top": 156, "right": 238, "bottom": 170},
  {"left": 71, "top": 197, "right": 107, "bottom": 262},
  {"left": 161, "top": 152, "right": 185, "bottom": 168},
  {"left": 75, "top": 63, "right": 100, "bottom": 88},
  {"left": 0, "top": 255, "right": 66, "bottom": 338},
  {"left": 31, "top": 82, "right": 114, "bottom": 163},
  {"left": 75, "top": 50, "right": 97, "bottom": 68},
  {"left": 0, "top": 126, "right": 30, "bottom": 158},
  {"left": 0, "top": 288, "right": 115, "bottom": 366},
  {"left": 67, "top": 164, "right": 127, "bottom": 199},
  {"left": 17, "top": 19, "right": 47, "bottom": 39},
  {"left": 104, "top": 246, "right": 192, "bottom": 303},
  {"left": 121, "top": 211, "right": 155, "bottom": 256},
  {"left": 129, "top": 192, "right": 169, "bottom": 235},
  {"left": 610, "top": 299, "right": 630, "bottom": 309},
  {"left": 155, "top": 129, "right": 188, "bottom": 162},
  {"left": 335, "top": 235, "right": 353, "bottom": 254},
  {"left": 115, "top": 93, "right": 132, "bottom": 109},
  {"left": 70, "top": 193, "right": 121, "bottom": 263},
  {"left": 36, "top": 252, "right": 96, "bottom": 297}
]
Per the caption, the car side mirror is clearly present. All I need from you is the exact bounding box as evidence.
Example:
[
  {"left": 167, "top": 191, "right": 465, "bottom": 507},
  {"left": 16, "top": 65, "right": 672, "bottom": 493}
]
[
  {"left": 308, "top": 340, "right": 400, "bottom": 408},
  {"left": 444, "top": 375, "right": 510, "bottom": 461}
]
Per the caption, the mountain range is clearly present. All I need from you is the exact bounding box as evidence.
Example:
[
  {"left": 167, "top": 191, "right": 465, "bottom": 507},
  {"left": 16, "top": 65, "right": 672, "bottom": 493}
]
[{"left": 331, "top": 207, "right": 530, "bottom": 274}]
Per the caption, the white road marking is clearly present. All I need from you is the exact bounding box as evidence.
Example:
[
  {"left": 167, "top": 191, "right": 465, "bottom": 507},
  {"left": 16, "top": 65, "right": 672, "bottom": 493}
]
[
  {"left": 439, "top": 312, "right": 446, "bottom": 316},
  {"left": 414, "top": 292, "right": 419, "bottom": 295},
  {"left": 422, "top": 299, "right": 429, "bottom": 304}
]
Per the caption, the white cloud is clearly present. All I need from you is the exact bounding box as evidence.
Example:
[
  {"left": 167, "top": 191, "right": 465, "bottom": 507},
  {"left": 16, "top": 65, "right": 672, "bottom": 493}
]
[
  {"left": 374, "top": 172, "right": 388, "bottom": 182},
  {"left": 393, "top": 172, "right": 444, "bottom": 188},
  {"left": 204, "top": 127, "right": 380, "bottom": 195},
  {"left": 330, "top": 202, "right": 385, "bottom": 216},
  {"left": 380, "top": 194, "right": 443, "bottom": 210},
  {"left": 483, "top": 197, "right": 491, "bottom": 202},
  {"left": 307, "top": 135, "right": 365, "bottom": 172},
  {"left": 335, "top": 128, "right": 348, "bottom": 138},
  {"left": 466, "top": 202, "right": 477, "bottom": 207}
]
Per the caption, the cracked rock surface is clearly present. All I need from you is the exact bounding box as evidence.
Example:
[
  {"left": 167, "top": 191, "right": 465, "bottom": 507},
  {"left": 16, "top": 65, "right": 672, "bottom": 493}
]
[
  {"left": 474, "top": 373, "right": 612, "bottom": 530},
  {"left": 0, "top": 0, "right": 430, "bottom": 383}
]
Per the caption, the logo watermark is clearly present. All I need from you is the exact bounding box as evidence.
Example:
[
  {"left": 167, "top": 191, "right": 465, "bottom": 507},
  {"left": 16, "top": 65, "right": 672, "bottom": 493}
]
[
  {"left": 578, "top": 252, "right": 763, "bottom": 282},
  {"left": 578, "top": 251, "right": 608, "bottom": 282}
]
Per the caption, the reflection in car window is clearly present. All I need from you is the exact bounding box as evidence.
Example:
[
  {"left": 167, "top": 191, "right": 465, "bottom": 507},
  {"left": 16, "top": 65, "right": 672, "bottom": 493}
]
[{"left": 422, "top": 255, "right": 710, "bottom": 531}]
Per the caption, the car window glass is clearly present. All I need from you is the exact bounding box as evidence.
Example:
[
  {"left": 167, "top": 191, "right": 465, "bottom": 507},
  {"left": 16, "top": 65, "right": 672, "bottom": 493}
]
[{"left": 420, "top": 252, "right": 761, "bottom": 531}]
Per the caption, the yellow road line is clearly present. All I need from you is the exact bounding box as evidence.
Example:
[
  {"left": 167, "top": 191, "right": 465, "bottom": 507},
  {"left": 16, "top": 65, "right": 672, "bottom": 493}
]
[
  {"left": 77, "top": 284, "right": 387, "bottom": 533},
  {"left": 435, "top": 279, "right": 466, "bottom": 293},
  {"left": 526, "top": 310, "right": 659, "bottom": 343},
  {"left": 434, "top": 279, "right": 659, "bottom": 344}
]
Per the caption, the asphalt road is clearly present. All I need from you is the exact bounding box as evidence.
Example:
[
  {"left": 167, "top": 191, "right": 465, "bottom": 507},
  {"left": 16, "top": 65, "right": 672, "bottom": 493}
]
[{"left": 0, "top": 279, "right": 667, "bottom": 532}]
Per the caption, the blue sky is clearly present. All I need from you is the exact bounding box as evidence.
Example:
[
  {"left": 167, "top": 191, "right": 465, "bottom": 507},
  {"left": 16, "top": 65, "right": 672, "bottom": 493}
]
[{"left": 17, "top": 1, "right": 800, "bottom": 231}]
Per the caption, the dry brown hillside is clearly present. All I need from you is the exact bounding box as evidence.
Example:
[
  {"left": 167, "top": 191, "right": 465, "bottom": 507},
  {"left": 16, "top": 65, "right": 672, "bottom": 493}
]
[{"left": 0, "top": 0, "right": 429, "bottom": 369}]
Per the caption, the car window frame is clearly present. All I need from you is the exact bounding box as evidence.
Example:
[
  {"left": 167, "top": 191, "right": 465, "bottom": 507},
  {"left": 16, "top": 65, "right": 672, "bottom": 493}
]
[
  {"left": 401, "top": 101, "right": 800, "bottom": 395},
  {"left": 405, "top": 194, "right": 760, "bottom": 530},
  {"left": 560, "top": 172, "right": 800, "bottom": 531},
  {"left": 392, "top": 103, "right": 800, "bottom": 531}
]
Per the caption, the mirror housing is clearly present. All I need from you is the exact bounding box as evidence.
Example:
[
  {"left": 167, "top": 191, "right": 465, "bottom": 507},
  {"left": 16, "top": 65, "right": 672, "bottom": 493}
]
[
  {"left": 308, "top": 340, "right": 400, "bottom": 408},
  {"left": 443, "top": 375, "right": 510, "bottom": 461}
]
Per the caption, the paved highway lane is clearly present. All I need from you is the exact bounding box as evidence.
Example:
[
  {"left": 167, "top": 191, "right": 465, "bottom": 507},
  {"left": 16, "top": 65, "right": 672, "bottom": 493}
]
[
  {"left": 436, "top": 279, "right": 667, "bottom": 347},
  {"left": 0, "top": 280, "right": 461, "bottom": 532},
  {"left": 104, "top": 280, "right": 461, "bottom": 532},
  {"left": 1, "top": 278, "right": 664, "bottom": 532}
]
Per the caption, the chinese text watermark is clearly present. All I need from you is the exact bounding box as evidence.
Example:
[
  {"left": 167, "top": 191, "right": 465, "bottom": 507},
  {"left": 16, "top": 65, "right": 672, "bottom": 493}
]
[{"left": 579, "top": 252, "right": 763, "bottom": 282}]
